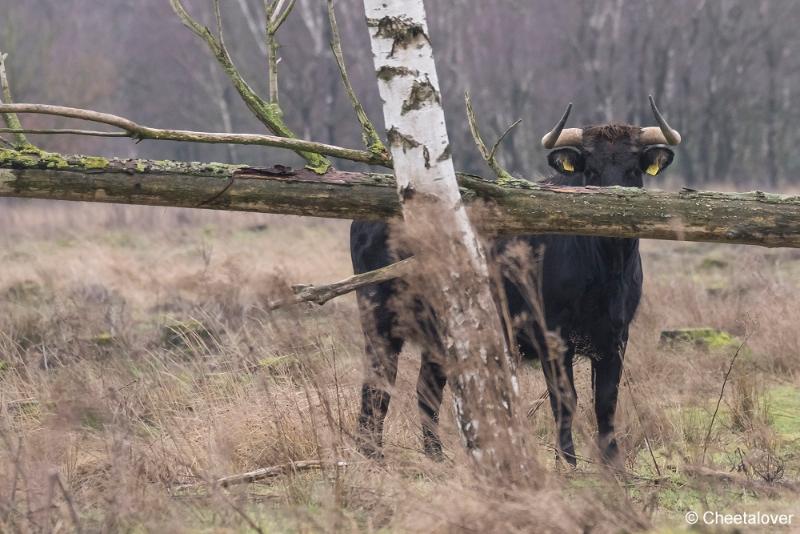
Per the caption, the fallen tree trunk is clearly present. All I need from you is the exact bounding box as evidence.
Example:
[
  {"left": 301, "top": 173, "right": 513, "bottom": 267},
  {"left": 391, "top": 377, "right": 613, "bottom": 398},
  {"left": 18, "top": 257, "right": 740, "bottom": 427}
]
[{"left": 1, "top": 148, "right": 799, "bottom": 248}]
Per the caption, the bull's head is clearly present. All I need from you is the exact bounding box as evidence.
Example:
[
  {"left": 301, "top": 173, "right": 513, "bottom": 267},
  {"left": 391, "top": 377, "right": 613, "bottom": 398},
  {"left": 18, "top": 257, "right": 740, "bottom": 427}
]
[{"left": 541, "top": 96, "right": 680, "bottom": 188}]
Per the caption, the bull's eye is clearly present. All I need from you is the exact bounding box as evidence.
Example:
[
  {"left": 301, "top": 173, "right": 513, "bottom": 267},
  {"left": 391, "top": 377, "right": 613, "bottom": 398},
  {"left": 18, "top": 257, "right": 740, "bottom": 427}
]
[
  {"left": 640, "top": 146, "right": 675, "bottom": 177},
  {"left": 548, "top": 147, "right": 585, "bottom": 174}
]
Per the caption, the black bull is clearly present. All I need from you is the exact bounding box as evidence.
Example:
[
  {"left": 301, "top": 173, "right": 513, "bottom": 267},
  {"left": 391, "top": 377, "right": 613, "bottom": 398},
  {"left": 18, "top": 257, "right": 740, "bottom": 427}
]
[{"left": 350, "top": 123, "right": 677, "bottom": 466}]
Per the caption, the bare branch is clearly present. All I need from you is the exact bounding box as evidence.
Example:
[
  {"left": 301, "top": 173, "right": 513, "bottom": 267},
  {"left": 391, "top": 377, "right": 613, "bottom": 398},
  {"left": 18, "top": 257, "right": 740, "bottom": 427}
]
[
  {"left": 465, "top": 91, "right": 517, "bottom": 181},
  {"left": 271, "top": 256, "right": 415, "bottom": 308},
  {"left": 0, "top": 52, "right": 34, "bottom": 150},
  {"left": 0, "top": 103, "right": 139, "bottom": 133},
  {"left": 0, "top": 128, "right": 128, "bottom": 138},
  {"left": 264, "top": 1, "right": 280, "bottom": 105},
  {"left": 263, "top": 0, "right": 296, "bottom": 106},
  {"left": 169, "top": 0, "right": 332, "bottom": 173},
  {"left": 327, "top": 0, "right": 386, "bottom": 156},
  {"left": 213, "top": 0, "right": 226, "bottom": 49},
  {"left": 489, "top": 119, "right": 522, "bottom": 162},
  {"left": 174, "top": 460, "right": 349, "bottom": 490},
  {"left": 0, "top": 103, "right": 391, "bottom": 166},
  {"left": 271, "top": 0, "right": 297, "bottom": 30}
]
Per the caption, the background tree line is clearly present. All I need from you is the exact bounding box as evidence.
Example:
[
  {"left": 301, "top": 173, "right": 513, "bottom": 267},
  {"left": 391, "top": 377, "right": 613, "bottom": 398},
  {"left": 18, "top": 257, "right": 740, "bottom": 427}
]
[{"left": 2, "top": 0, "right": 798, "bottom": 188}]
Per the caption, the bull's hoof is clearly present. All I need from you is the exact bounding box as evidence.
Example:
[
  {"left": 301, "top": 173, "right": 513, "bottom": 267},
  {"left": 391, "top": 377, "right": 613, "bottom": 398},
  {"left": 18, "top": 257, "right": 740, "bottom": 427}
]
[
  {"left": 599, "top": 438, "right": 622, "bottom": 468},
  {"left": 555, "top": 446, "right": 577, "bottom": 467},
  {"left": 555, "top": 452, "right": 578, "bottom": 469}
]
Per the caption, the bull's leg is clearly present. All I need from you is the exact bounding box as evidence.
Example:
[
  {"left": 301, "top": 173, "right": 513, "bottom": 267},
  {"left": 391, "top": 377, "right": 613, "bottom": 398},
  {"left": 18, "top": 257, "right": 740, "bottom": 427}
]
[
  {"left": 416, "top": 349, "right": 447, "bottom": 460},
  {"left": 357, "top": 331, "right": 402, "bottom": 459},
  {"left": 592, "top": 338, "right": 625, "bottom": 465},
  {"left": 524, "top": 335, "right": 577, "bottom": 466},
  {"left": 545, "top": 348, "right": 577, "bottom": 465}
]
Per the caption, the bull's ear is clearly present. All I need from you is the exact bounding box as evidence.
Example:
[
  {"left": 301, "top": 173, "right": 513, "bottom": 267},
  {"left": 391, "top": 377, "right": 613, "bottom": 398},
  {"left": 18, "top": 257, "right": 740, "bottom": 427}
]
[
  {"left": 640, "top": 146, "right": 674, "bottom": 176},
  {"left": 547, "top": 147, "right": 585, "bottom": 175}
]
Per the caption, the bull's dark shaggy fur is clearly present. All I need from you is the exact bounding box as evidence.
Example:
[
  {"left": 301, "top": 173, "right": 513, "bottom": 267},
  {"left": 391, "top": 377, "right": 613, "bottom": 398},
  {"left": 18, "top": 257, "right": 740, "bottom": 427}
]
[{"left": 351, "top": 124, "right": 673, "bottom": 464}]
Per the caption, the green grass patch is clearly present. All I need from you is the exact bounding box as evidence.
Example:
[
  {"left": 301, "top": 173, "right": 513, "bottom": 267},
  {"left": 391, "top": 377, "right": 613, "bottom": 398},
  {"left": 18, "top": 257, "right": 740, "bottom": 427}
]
[{"left": 767, "top": 386, "right": 800, "bottom": 440}]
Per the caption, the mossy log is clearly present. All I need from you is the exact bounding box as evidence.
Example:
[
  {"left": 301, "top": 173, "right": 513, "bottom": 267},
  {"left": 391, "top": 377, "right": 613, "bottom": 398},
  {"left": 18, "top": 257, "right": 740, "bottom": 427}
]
[{"left": 1, "top": 148, "right": 799, "bottom": 248}]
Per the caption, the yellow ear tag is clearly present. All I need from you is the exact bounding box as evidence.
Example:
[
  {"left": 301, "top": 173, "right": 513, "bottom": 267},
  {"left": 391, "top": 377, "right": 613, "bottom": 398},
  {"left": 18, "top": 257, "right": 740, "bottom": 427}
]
[
  {"left": 646, "top": 163, "right": 660, "bottom": 176},
  {"left": 561, "top": 159, "right": 574, "bottom": 172}
]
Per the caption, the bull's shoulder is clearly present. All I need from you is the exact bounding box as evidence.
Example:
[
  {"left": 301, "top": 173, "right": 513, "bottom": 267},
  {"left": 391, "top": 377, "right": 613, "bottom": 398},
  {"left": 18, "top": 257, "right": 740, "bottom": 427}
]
[{"left": 350, "top": 220, "right": 412, "bottom": 274}]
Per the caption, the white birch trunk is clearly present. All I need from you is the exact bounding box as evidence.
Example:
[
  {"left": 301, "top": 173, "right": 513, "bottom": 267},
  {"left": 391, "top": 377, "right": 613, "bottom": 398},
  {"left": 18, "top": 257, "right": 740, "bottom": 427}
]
[{"left": 362, "top": 0, "right": 524, "bottom": 475}]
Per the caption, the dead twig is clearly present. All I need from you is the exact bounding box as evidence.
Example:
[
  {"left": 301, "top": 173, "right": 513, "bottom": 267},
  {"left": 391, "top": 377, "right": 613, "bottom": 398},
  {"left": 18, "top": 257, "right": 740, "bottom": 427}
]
[
  {"left": 526, "top": 389, "right": 550, "bottom": 419},
  {"left": 175, "top": 460, "right": 349, "bottom": 490},
  {"left": 701, "top": 337, "right": 749, "bottom": 464},
  {"left": 327, "top": 0, "right": 386, "bottom": 156},
  {"left": 683, "top": 464, "right": 800, "bottom": 494},
  {"left": 464, "top": 91, "right": 519, "bottom": 181},
  {"left": 623, "top": 369, "right": 662, "bottom": 478}
]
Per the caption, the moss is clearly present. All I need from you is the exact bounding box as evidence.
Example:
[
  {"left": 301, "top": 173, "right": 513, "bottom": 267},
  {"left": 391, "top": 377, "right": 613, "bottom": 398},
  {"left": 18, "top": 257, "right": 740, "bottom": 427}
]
[
  {"left": 161, "top": 317, "right": 213, "bottom": 348},
  {"left": 367, "top": 141, "right": 388, "bottom": 157},
  {"left": 0, "top": 148, "right": 103, "bottom": 170},
  {"left": 1, "top": 149, "right": 245, "bottom": 176},
  {"left": 258, "top": 356, "right": 290, "bottom": 369},
  {"left": 304, "top": 160, "right": 332, "bottom": 175},
  {"left": 34, "top": 150, "right": 70, "bottom": 169},
  {"left": 659, "top": 327, "right": 740, "bottom": 350},
  {"left": 0, "top": 148, "right": 40, "bottom": 167},
  {"left": 699, "top": 256, "right": 728, "bottom": 270},
  {"left": 80, "top": 156, "right": 109, "bottom": 169},
  {"left": 92, "top": 332, "right": 115, "bottom": 346},
  {"left": 495, "top": 174, "right": 534, "bottom": 188}
]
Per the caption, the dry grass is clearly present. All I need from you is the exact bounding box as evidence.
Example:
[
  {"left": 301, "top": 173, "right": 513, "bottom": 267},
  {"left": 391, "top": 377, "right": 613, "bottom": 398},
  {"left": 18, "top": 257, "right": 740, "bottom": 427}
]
[{"left": 0, "top": 199, "right": 799, "bottom": 532}]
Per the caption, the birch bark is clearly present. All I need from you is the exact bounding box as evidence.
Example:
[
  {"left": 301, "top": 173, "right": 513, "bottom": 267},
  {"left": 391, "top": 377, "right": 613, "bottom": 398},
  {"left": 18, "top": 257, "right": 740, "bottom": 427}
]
[{"left": 362, "top": 0, "right": 524, "bottom": 474}]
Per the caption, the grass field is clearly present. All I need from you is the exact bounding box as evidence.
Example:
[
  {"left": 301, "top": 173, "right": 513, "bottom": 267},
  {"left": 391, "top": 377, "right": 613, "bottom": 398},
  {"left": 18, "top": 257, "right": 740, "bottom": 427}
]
[{"left": 0, "top": 200, "right": 798, "bottom": 532}]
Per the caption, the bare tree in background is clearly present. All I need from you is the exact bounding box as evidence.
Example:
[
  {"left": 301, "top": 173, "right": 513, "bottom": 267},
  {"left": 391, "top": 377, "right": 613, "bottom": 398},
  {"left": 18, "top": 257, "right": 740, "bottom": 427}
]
[{"left": 4, "top": 0, "right": 799, "bottom": 186}]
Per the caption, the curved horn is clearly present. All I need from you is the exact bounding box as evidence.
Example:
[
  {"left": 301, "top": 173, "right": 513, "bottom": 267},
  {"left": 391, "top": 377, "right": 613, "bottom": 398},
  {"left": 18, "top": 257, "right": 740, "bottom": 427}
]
[
  {"left": 640, "top": 95, "right": 682, "bottom": 145},
  {"left": 541, "top": 103, "right": 583, "bottom": 148}
]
